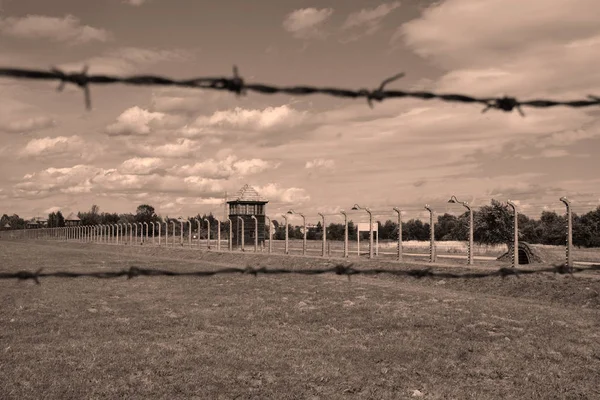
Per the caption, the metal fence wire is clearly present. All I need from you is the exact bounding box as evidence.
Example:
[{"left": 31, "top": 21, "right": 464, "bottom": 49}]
[{"left": 1, "top": 66, "right": 599, "bottom": 113}]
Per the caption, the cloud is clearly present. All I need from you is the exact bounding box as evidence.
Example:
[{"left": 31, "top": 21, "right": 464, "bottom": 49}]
[
  {"left": 105, "top": 107, "right": 166, "bottom": 136},
  {"left": 305, "top": 158, "right": 335, "bottom": 169},
  {"left": 191, "top": 105, "right": 305, "bottom": 132},
  {"left": 254, "top": 183, "right": 310, "bottom": 204},
  {"left": 57, "top": 47, "right": 192, "bottom": 76},
  {"left": 19, "top": 135, "right": 86, "bottom": 158},
  {"left": 117, "top": 157, "right": 165, "bottom": 175},
  {"left": 0, "top": 116, "right": 56, "bottom": 134},
  {"left": 396, "top": 0, "right": 600, "bottom": 98},
  {"left": 13, "top": 164, "right": 226, "bottom": 200},
  {"left": 169, "top": 155, "right": 278, "bottom": 179},
  {"left": 133, "top": 138, "right": 203, "bottom": 158},
  {"left": 150, "top": 89, "right": 232, "bottom": 115},
  {"left": 0, "top": 14, "right": 110, "bottom": 44},
  {"left": 341, "top": 2, "right": 401, "bottom": 41},
  {"left": 283, "top": 8, "right": 334, "bottom": 39},
  {"left": 124, "top": 0, "right": 147, "bottom": 5}
]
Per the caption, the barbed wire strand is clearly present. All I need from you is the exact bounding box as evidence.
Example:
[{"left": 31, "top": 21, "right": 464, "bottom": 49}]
[
  {"left": 1, "top": 66, "right": 599, "bottom": 114},
  {"left": 1, "top": 263, "right": 599, "bottom": 285}
]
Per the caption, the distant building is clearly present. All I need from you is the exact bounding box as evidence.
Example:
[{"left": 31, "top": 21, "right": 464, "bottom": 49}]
[
  {"left": 26, "top": 217, "right": 48, "bottom": 229},
  {"left": 64, "top": 213, "right": 81, "bottom": 226},
  {"left": 2, "top": 223, "right": 11, "bottom": 230},
  {"left": 227, "top": 184, "right": 268, "bottom": 249}
]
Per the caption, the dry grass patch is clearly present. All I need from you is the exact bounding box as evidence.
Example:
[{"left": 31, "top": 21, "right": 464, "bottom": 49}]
[{"left": 1, "top": 241, "right": 599, "bottom": 399}]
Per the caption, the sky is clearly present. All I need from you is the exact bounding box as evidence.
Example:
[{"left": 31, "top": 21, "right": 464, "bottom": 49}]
[{"left": 0, "top": 0, "right": 599, "bottom": 223}]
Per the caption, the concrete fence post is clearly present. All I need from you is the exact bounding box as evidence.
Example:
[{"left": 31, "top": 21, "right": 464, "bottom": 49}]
[
  {"left": 425, "top": 205, "right": 436, "bottom": 263},
  {"left": 506, "top": 200, "right": 518, "bottom": 268},
  {"left": 340, "top": 211, "right": 348, "bottom": 258},
  {"left": 251, "top": 215, "right": 258, "bottom": 252},
  {"left": 318, "top": 213, "right": 326, "bottom": 257},
  {"left": 560, "top": 197, "right": 573, "bottom": 271},
  {"left": 393, "top": 207, "right": 403, "bottom": 262}
]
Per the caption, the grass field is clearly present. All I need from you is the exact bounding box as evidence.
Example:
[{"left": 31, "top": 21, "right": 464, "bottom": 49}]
[{"left": 1, "top": 240, "right": 599, "bottom": 399}]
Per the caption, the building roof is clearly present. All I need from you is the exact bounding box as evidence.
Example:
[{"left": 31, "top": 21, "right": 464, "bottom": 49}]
[
  {"left": 65, "top": 212, "right": 81, "bottom": 221},
  {"left": 228, "top": 184, "right": 268, "bottom": 203},
  {"left": 3, "top": 223, "right": 11, "bottom": 228}
]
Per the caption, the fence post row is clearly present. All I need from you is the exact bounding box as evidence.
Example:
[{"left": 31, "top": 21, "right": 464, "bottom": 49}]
[{"left": 5, "top": 196, "right": 591, "bottom": 268}]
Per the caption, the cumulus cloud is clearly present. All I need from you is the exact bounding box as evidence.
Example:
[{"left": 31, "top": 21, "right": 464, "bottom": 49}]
[
  {"left": 0, "top": 115, "right": 56, "bottom": 134},
  {"left": 341, "top": 2, "right": 400, "bottom": 41},
  {"left": 57, "top": 47, "right": 192, "bottom": 76},
  {"left": 134, "top": 138, "right": 203, "bottom": 158},
  {"left": 254, "top": 183, "right": 310, "bottom": 204},
  {"left": 118, "top": 157, "right": 165, "bottom": 175},
  {"left": 305, "top": 158, "right": 335, "bottom": 169},
  {"left": 396, "top": 0, "right": 600, "bottom": 99},
  {"left": 19, "top": 135, "right": 85, "bottom": 158},
  {"left": 191, "top": 105, "right": 305, "bottom": 132},
  {"left": 13, "top": 164, "right": 226, "bottom": 200},
  {"left": 124, "top": 0, "right": 147, "bottom": 6},
  {"left": 283, "top": 8, "right": 334, "bottom": 39},
  {"left": 169, "top": 155, "right": 278, "bottom": 179},
  {"left": 0, "top": 14, "right": 110, "bottom": 44},
  {"left": 105, "top": 107, "right": 166, "bottom": 136}
]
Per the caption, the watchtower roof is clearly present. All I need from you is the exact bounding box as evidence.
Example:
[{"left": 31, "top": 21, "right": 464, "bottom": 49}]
[
  {"left": 227, "top": 184, "right": 268, "bottom": 203},
  {"left": 65, "top": 213, "right": 81, "bottom": 221}
]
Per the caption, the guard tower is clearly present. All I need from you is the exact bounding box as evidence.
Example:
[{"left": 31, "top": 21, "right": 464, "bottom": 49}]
[
  {"left": 227, "top": 184, "right": 268, "bottom": 249},
  {"left": 64, "top": 213, "right": 81, "bottom": 227}
]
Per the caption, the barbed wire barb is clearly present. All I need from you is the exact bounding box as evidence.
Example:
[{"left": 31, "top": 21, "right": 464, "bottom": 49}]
[{"left": 1, "top": 66, "right": 600, "bottom": 113}]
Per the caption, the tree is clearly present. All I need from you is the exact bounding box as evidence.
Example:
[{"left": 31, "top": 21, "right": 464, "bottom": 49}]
[
  {"left": 135, "top": 204, "right": 157, "bottom": 224},
  {"left": 78, "top": 205, "right": 101, "bottom": 225},
  {"left": 403, "top": 219, "right": 429, "bottom": 241},
  {"left": 56, "top": 211, "right": 65, "bottom": 227},
  {"left": 7, "top": 214, "right": 25, "bottom": 230},
  {"left": 48, "top": 212, "right": 56, "bottom": 228},
  {"left": 435, "top": 213, "right": 460, "bottom": 241},
  {"left": 379, "top": 220, "right": 397, "bottom": 240},
  {"left": 538, "top": 211, "right": 566, "bottom": 245},
  {"left": 473, "top": 200, "right": 513, "bottom": 246}
]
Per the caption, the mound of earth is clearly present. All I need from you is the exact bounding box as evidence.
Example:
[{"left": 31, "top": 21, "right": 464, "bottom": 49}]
[{"left": 497, "top": 241, "right": 546, "bottom": 265}]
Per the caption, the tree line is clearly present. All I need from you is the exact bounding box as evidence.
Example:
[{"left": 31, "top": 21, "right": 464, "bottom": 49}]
[{"left": 1, "top": 200, "right": 599, "bottom": 247}]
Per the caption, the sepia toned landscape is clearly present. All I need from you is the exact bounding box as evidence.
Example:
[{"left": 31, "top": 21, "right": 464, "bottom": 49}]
[{"left": 1, "top": 0, "right": 600, "bottom": 399}]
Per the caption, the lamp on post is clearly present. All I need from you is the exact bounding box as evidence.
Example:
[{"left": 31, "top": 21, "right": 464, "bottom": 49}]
[
  {"left": 318, "top": 213, "right": 326, "bottom": 257},
  {"left": 236, "top": 216, "right": 245, "bottom": 251},
  {"left": 560, "top": 197, "right": 573, "bottom": 271},
  {"left": 448, "top": 196, "right": 474, "bottom": 265},
  {"left": 288, "top": 210, "right": 306, "bottom": 256},
  {"left": 251, "top": 215, "right": 258, "bottom": 252},
  {"left": 340, "top": 210, "right": 348, "bottom": 258},
  {"left": 424, "top": 205, "right": 436, "bottom": 263},
  {"left": 506, "top": 200, "right": 518, "bottom": 268},
  {"left": 351, "top": 204, "right": 373, "bottom": 259}
]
